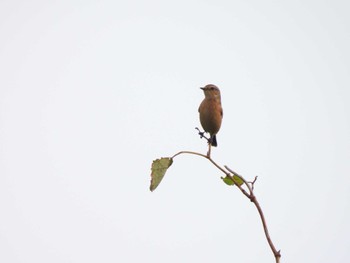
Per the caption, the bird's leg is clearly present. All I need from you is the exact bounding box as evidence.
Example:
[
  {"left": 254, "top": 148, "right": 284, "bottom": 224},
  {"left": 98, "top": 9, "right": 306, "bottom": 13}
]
[{"left": 195, "top": 128, "right": 212, "bottom": 154}]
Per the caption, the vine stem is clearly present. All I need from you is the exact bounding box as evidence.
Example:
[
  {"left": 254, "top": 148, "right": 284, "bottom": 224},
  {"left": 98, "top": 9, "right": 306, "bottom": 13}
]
[{"left": 171, "top": 150, "right": 281, "bottom": 263}]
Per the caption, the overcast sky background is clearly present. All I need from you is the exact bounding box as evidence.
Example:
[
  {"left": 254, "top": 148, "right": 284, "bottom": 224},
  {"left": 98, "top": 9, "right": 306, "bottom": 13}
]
[{"left": 1, "top": 1, "right": 349, "bottom": 262}]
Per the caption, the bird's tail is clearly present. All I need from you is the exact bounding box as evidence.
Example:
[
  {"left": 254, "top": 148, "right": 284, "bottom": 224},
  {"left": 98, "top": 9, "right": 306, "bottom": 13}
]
[{"left": 211, "top": 135, "right": 218, "bottom": 147}]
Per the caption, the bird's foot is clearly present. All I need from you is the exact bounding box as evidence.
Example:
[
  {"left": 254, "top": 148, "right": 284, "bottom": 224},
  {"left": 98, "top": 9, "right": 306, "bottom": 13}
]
[{"left": 195, "top": 127, "right": 209, "bottom": 140}]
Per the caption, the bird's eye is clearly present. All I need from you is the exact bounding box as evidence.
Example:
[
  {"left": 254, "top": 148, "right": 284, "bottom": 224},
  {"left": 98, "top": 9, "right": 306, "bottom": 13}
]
[{"left": 210, "top": 87, "right": 215, "bottom": 90}]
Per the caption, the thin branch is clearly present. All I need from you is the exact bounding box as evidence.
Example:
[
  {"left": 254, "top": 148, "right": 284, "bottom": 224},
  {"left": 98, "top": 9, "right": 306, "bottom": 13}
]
[
  {"left": 195, "top": 127, "right": 212, "bottom": 157},
  {"left": 195, "top": 127, "right": 210, "bottom": 142},
  {"left": 171, "top": 151, "right": 229, "bottom": 176},
  {"left": 170, "top": 150, "right": 281, "bottom": 263},
  {"left": 225, "top": 166, "right": 281, "bottom": 263},
  {"left": 251, "top": 176, "right": 258, "bottom": 185},
  {"left": 171, "top": 150, "right": 207, "bottom": 159},
  {"left": 249, "top": 176, "right": 258, "bottom": 191}
]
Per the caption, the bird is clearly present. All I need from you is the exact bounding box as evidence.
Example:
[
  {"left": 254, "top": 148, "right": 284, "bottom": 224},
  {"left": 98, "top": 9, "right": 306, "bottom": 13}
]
[{"left": 198, "top": 84, "right": 223, "bottom": 147}]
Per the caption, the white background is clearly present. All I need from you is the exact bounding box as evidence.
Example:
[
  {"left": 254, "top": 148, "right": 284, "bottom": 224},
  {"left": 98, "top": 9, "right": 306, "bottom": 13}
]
[{"left": 1, "top": 1, "right": 349, "bottom": 262}]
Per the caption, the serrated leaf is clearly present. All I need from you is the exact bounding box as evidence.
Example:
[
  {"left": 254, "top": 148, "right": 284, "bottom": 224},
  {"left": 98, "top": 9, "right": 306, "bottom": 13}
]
[
  {"left": 222, "top": 176, "right": 234, "bottom": 186},
  {"left": 150, "top": 157, "right": 173, "bottom": 191}
]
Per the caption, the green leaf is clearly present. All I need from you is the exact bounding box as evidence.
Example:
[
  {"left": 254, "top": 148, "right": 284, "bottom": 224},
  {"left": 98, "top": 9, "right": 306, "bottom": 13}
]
[
  {"left": 149, "top": 157, "right": 173, "bottom": 191},
  {"left": 221, "top": 175, "right": 244, "bottom": 186},
  {"left": 222, "top": 176, "right": 234, "bottom": 185},
  {"left": 232, "top": 175, "right": 244, "bottom": 186}
]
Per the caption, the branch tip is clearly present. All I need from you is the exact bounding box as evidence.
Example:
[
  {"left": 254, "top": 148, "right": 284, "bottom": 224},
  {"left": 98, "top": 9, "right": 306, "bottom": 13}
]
[{"left": 164, "top": 150, "right": 280, "bottom": 262}]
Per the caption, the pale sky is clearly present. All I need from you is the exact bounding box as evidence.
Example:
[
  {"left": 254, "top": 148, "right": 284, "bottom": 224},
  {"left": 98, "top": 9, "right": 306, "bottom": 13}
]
[{"left": 1, "top": 1, "right": 349, "bottom": 263}]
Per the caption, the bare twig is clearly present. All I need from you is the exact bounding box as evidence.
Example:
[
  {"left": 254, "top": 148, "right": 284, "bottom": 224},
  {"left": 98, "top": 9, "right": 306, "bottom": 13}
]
[
  {"left": 171, "top": 151, "right": 229, "bottom": 176},
  {"left": 225, "top": 166, "right": 281, "bottom": 263},
  {"left": 171, "top": 150, "right": 281, "bottom": 263},
  {"left": 249, "top": 176, "right": 258, "bottom": 191}
]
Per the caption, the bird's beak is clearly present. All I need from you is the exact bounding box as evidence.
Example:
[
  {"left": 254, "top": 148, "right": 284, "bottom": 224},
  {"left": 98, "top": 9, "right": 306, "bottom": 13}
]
[{"left": 200, "top": 87, "right": 204, "bottom": 90}]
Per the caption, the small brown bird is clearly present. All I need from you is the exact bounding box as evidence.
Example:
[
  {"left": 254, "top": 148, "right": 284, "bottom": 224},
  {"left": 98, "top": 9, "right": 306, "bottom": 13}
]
[{"left": 198, "top": 84, "right": 223, "bottom": 147}]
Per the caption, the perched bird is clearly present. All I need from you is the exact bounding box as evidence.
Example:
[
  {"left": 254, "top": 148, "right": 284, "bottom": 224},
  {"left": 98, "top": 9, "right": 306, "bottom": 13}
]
[{"left": 198, "top": 84, "right": 223, "bottom": 147}]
